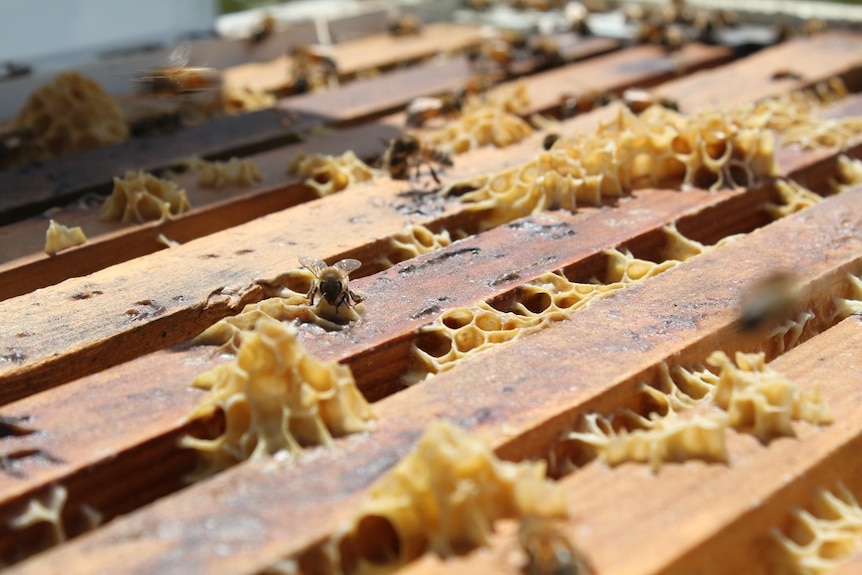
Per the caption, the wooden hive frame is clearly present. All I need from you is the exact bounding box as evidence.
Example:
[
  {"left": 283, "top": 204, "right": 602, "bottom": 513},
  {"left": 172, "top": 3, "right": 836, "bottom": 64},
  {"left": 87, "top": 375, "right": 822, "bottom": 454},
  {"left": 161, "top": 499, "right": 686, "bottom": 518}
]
[{"left": 1, "top": 6, "right": 862, "bottom": 574}]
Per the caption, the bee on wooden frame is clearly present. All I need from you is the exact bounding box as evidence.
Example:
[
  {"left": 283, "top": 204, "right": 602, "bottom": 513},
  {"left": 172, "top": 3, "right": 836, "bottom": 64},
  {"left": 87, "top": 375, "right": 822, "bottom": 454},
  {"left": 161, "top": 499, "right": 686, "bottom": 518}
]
[
  {"left": 737, "top": 271, "right": 801, "bottom": 332},
  {"left": 543, "top": 133, "right": 561, "bottom": 151},
  {"left": 288, "top": 45, "right": 339, "bottom": 94},
  {"left": 299, "top": 256, "right": 364, "bottom": 312},
  {"left": 560, "top": 90, "right": 612, "bottom": 119},
  {"left": 382, "top": 135, "right": 453, "bottom": 186},
  {"left": 248, "top": 13, "right": 276, "bottom": 46},
  {"left": 518, "top": 517, "right": 594, "bottom": 575},
  {"left": 405, "top": 92, "right": 464, "bottom": 128},
  {"left": 622, "top": 88, "right": 679, "bottom": 115},
  {"left": 136, "top": 43, "right": 222, "bottom": 96},
  {"left": 388, "top": 14, "right": 422, "bottom": 37}
]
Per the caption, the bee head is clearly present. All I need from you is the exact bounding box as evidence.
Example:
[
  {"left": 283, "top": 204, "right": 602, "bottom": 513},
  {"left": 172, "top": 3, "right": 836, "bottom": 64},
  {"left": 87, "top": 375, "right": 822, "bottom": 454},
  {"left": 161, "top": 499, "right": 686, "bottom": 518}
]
[{"left": 319, "top": 277, "right": 345, "bottom": 304}]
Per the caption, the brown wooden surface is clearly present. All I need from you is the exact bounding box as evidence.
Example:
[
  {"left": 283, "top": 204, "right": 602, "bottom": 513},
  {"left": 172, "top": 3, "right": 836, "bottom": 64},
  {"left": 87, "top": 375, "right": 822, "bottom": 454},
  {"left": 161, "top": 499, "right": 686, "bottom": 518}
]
[
  {"left": 0, "top": 40, "right": 733, "bottom": 302},
  {"left": 3, "top": 19, "right": 862, "bottom": 575},
  {"left": 7, "top": 184, "right": 861, "bottom": 575},
  {"left": 406, "top": 315, "right": 862, "bottom": 575}
]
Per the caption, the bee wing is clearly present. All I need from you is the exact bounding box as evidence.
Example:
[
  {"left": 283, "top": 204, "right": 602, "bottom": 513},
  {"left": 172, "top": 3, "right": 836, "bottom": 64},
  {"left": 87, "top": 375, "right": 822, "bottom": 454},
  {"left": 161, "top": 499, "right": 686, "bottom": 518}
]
[
  {"left": 333, "top": 258, "right": 362, "bottom": 275},
  {"left": 168, "top": 42, "right": 192, "bottom": 68},
  {"left": 298, "top": 255, "right": 327, "bottom": 277}
]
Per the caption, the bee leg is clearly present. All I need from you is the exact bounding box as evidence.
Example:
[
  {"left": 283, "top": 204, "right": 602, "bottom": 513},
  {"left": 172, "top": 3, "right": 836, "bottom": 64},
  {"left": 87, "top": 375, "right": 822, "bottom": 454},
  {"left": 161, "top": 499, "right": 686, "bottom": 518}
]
[
  {"left": 424, "top": 161, "right": 441, "bottom": 185},
  {"left": 348, "top": 289, "right": 365, "bottom": 304},
  {"left": 306, "top": 283, "right": 317, "bottom": 305}
]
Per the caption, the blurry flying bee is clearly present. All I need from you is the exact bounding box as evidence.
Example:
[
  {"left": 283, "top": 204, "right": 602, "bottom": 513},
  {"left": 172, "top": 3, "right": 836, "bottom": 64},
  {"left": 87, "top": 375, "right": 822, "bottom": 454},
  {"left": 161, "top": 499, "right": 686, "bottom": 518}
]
[
  {"left": 382, "top": 135, "right": 453, "bottom": 185},
  {"left": 388, "top": 14, "right": 422, "bottom": 37},
  {"left": 518, "top": 517, "right": 594, "bottom": 575},
  {"left": 622, "top": 88, "right": 679, "bottom": 114},
  {"left": 248, "top": 13, "right": 276, "bottom": 46},
  {"left": 405, "top": 93, "right": 464, "bottom": 127},
  {"left": 543, "top": 133, "right": 561, "bottom": 150},
  {"left": 0, "top": 61, "right": 32, "bottom": 81},
  {"left": 299, "top": 256, "right": 364, "bottom": 312},
  {"left": 137, "top": 43, "right": 222, "bottom": 96},
  {"left": 560, "top": 90, "right": 612, "bottom": 119},
  {"left": 737, "top": 271, "right": 801, "bottom": 332}
]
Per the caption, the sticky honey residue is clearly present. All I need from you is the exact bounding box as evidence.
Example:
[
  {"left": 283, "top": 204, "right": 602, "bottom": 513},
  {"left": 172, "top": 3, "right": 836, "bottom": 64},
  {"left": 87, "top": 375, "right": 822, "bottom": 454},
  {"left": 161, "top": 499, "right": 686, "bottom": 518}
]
[
  {"left": 196, "top": 157, "right": 263, "bottom": 188},
  {"left": 708, "top": 351, "right": 832, "bottom": 443},
  {"left": 44, "top": 220, "right": 87, "bottom": 256},
  {"left": 316, "top": 419, "right": 566, "bottom": 575},
  {"left": 766, "top": 180, "right": 823, "bottom": 219},
  {"left": 99, "top": 170, "right": 191, "bottom": 223},
  {"left": 771, "top": 484, "right": 862, "bottom": 574},
  {"left": 180, "top": 316, "right": 374, "bottom": 476},
  {"left": 10, "top": 72, "right": 128, "bottom": 162},
  {"left": 406, "top": 227, "right": 716, "bottom": 385},
  {"left": 287, "top": 150, "right": 378, "bottom": 196},
  {"left": 8, "top": 484, "right": 67, "bottom": 546}
]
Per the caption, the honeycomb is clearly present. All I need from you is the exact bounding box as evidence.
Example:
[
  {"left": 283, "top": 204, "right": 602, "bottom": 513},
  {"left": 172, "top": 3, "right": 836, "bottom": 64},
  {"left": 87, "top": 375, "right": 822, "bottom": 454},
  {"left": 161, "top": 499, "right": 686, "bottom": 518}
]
[
  {"left": 100, "top": 170, "right": 191, "bottom": 223},
  {"left": 771, "top": 484, "right": 862, "bottom": 574},
  {"left": 196, "top": 157, "right": 263, "bottom": 188},
  {"left": 766, "top": 180, "right": 823, "bottom": 219},
  {"left": 370, "top": 224, "right": 453, "bottom": 272},
  {"left": 44, "top": 220, "right": 87, "bottom": 256},
  {"left": 560, "top": 363, "right": 728, "bottom": 474},
  {"left": 10, "top": 72, "right": 128, "bottom": 161},
  {"left": 565, "top": 409, "right": 729, "bottom": 474},
  {"left": 708, "top": 351, "right": 833, "bottom": 443},
  {"left": 427, "top": 107, "right": 533, "bottom": 155},
  {"left": 321, "top": 419, "right": 567, "bottom": 574},
  {"left": 181, "top": 316, "right": 374, "bottom": 476},
  {"left": 406, "top": 226, "right": 716, "bottom": 385},
  {"left": 287, "top": 150, "right": 378, "bottom": 196},
  {"left": 8, "top": 485, "right": 68, "bottom": 546},
  {"left": 445, "top": 103, "right": 778, "bottom": 230},
  {"left": 834, "top": 273, "right": 862, "bottom": 320}
]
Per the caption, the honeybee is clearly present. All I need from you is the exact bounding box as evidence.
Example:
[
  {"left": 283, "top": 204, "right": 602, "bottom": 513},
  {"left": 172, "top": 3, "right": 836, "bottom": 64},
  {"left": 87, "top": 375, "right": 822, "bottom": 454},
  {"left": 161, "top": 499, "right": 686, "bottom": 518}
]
[
  {"left": 737, "top": 271, "right": 800, "bottom": 332},
  {"left": 560, "top": 91, "right": 612, "bottom": 119},
  {"left": 531, "top": 36, "right": 564, "bottom": 69},
  {"left": 382, "top": 135, "right": 453, "bottom": 185},
  {"left": 518, "top": 517, "right": 594, "bottom": 575},
  {"left": 248, "top": 13, "right": 276, "bottom": 45},
  {"left": 543, "top": 133, "right": 561, "bottom": 150},
  {"left": 137, "top": 44, "right": 222, "bottom": 96},
  {"left": 622, "top": 88, "right": 679, "bottom": 115},
  {"left": 299, "top": 256, "right": 364, "bottom": 312},
  {"left": 288, "top": 45, "right": 339, "bottom": 94},
  {"left": 0, "top": 126, "right": 42, "bottom": 168},
  {"left": 1, "top": 61, "right": 31, "bottom": 81},
  {"left": 566, "top": 3, "right": 591, "bottom": 36},
  {"left": 388, "top": 14, "right": 422, "bottom": 37},
  {"left": 405, "top": 93, "right": 464, "bottom": 127}
]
